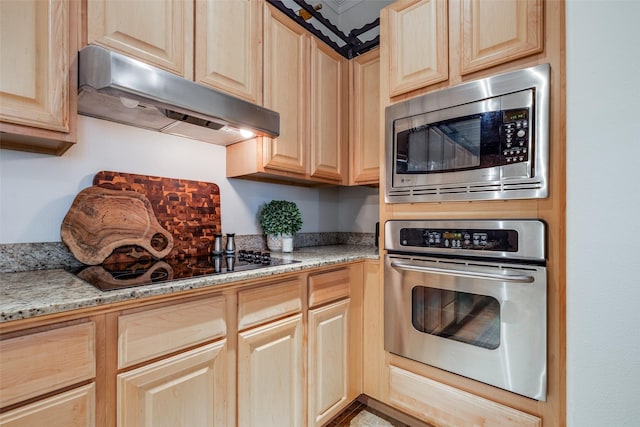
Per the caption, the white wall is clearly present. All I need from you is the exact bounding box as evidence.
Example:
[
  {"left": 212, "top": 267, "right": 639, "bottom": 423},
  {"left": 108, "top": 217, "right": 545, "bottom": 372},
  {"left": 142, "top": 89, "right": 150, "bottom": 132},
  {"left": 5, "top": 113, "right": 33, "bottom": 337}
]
[
  {"left": 0, "top": 116, "right": 379, "bottom": 243},
  {"left": 566, "top": 1, "right": 640, "bottom": 425}
]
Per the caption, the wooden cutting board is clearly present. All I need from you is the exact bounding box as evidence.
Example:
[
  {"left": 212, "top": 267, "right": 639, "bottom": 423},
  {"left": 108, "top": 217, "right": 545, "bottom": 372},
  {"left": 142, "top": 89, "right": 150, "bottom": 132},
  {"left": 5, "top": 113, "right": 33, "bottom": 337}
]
[
  {"left": 61, "top": 187, "right": 174, "bottom": 265},
  {"left": 93, "top": 171, "right": 222, "bottom": 262}
]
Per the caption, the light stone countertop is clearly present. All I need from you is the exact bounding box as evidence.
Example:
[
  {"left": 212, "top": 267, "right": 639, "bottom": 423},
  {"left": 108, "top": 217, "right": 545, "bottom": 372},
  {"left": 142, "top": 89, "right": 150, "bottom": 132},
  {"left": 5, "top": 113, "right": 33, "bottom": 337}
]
[{"left": 0, "top": 245, "right": 378, "bottom": 323}]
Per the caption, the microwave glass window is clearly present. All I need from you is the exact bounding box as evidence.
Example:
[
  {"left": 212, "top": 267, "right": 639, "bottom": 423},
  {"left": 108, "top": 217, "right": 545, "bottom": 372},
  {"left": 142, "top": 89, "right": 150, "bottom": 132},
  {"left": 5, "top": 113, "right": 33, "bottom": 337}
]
[
  {"left": 411, "top": 286, "right": 500, "bottom": 350},
  {"left": 396, "top": 116, "right": 482, "bottom": 174}
]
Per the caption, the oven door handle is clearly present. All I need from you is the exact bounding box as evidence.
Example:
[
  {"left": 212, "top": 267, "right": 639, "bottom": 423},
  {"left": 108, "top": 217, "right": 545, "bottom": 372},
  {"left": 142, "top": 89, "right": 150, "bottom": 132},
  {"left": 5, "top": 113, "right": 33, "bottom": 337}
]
[{"left": 390, "top": 261, "right": 535, "bottom": 283}]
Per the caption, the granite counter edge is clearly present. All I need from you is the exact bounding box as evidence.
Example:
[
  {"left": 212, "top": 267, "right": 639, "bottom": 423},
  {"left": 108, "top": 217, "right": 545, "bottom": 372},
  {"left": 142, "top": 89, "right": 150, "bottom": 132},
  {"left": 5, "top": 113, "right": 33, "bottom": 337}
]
[{"left": 1, "top": 246, "right": 379, "bottom": 323}]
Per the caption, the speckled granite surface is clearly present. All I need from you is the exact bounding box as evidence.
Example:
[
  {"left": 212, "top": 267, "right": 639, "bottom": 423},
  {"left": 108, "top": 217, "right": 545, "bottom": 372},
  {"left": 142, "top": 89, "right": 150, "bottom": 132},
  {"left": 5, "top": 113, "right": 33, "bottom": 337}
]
[
  {"left": 0, "top": 245, "right": 378, "bottom": 323},
  {"left": 0, "top": 242, "right": 84, "bottom": 273},
  {"left": 0, "top": 233, "right": 375, "bottom": 273}
]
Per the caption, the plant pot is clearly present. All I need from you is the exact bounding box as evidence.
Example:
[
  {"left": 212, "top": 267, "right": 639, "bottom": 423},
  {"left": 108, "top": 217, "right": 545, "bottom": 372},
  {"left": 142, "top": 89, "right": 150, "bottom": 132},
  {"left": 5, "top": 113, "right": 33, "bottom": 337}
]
[
  {"left": 282, "top": 235, "right": 293, "bottom": 253},
  {"left": 267, "top": 234, "right": 294, "bottom": 252}
]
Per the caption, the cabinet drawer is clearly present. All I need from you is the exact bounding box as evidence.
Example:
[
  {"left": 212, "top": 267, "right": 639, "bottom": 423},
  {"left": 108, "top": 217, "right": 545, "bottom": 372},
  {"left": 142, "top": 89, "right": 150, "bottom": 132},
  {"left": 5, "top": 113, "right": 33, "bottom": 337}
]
[
  {"left": 0, "top": 322, "right": 96, "bottom": 408},
  {"left": 388, "top": 366, "right": 541, "bottom": 427},
  {"left": 238, "top": 277, "right": 303, "bottom": 331},
  {"left": 0, "top": 383, "right": 95, "bottom": 427},
  {"left": 118, "top": 296, "right": 226, "bottom": 369},
  {"left": 308, "top": 268, "right": 350, "bottom": 308}
]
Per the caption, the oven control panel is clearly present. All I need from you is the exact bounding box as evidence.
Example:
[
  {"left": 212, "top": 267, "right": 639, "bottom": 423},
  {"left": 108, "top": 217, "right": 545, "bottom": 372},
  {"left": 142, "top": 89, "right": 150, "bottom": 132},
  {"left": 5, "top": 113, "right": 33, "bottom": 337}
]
[{"left": 399, "top": 228, "right": 518, "bottom": 252}]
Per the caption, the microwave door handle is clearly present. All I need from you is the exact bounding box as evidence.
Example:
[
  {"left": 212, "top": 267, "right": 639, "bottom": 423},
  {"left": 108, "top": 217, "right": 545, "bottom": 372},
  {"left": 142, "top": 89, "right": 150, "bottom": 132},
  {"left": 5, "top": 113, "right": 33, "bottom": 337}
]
[{"left": 390, "top": 261, "right": 535, "bottom": 283}]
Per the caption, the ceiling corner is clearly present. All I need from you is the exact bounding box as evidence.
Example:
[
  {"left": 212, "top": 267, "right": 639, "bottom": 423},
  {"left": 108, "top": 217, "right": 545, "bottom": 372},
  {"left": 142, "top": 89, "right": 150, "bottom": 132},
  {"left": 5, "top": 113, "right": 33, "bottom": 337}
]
[{"left": 322, "top": 0, "right": 365, "bottom": 15}]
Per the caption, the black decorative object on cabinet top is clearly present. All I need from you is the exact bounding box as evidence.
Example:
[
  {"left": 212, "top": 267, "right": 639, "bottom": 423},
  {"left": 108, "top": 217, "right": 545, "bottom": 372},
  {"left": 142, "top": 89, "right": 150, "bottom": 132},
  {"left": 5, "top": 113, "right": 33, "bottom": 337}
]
[{"left": 267, "top": 0, "right": 381, "bottom": 59}]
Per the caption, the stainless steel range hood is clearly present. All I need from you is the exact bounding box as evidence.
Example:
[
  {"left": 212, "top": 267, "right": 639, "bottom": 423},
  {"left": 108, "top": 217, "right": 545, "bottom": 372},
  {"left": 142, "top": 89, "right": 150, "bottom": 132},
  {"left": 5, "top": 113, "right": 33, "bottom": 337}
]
[{"left": 77, "top": 45, "right": 279, "bottom": 146}]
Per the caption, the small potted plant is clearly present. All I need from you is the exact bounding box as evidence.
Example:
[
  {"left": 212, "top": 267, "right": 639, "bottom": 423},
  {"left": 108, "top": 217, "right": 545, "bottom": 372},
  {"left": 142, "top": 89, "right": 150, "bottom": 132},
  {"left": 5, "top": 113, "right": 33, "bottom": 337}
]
[{"left": 259, "top": 200, "right": 303, "bottom": 252}]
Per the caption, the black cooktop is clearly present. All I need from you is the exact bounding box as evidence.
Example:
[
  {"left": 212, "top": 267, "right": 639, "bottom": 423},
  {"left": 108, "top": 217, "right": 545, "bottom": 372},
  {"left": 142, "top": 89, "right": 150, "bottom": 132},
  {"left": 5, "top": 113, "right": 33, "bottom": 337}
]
[{"left": 70, "top": 250, "right": 300, "bottom": 291}]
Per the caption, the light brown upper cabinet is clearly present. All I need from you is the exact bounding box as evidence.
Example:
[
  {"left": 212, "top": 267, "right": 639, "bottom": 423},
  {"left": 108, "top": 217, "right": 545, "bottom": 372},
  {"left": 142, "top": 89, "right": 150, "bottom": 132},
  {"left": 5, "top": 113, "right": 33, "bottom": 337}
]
[
  {"left": 383, "top": 0, "right": 543, "bottom": 98},
  {"left": 86, "top": 0, "right": 262, "bottom": 102},
  {"left": 349, "top": 48, "right": 380, "bottom": 185},
  {"left": 86, "top": 0, "right": 194, "bottom": 78},
  {"left": 384, "top": 0, "right": 449, "bottom": 98},
  {"left": 458, "top": 0, "right": 544, "bottom": 75},
  {"left": 309, "top": 38, "right": 348, "bottom": 183},
  {"left": 0, "top": 0, "right": 79, "bottom": 155},
  {"left": 227, "top": 3, "right": 347, "bottom": 185},
  {"left": 258, "top": 2, "right": 309, "bottom": 178},
  {"left": 195, "top": 0, "right": 263, "bottom": 104}
]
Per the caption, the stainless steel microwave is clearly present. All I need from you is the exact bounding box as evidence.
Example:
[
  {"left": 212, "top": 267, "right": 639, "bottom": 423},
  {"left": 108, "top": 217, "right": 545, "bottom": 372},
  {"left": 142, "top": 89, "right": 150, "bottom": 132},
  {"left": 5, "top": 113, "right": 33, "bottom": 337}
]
[{"left": 385, "top": 63, "right": 550, "bottom": 203}]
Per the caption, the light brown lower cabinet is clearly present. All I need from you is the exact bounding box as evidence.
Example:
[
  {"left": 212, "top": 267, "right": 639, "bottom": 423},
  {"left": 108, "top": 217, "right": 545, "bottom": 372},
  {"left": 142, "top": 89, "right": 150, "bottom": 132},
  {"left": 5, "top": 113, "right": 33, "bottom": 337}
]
[
  {"left": 308, "top": 299, "right": 350, "bottom": 427},
  {"left": 0, "top": 261, "right": 550, "bottom": 426},
  {"left": 117, "top": 340, "right": 229, "bottom": 427},
  {"left": 0, "top": 261, "right": 558, "bottom": 426},
  {"left": 237, "top": 314, "right": 304, "bottom": 427},
  {"left": 117, "top": 296, "right": 227, "bottom": 369},
  {"left": 0, "top": 321, "right": 96, "bottom": 427}
]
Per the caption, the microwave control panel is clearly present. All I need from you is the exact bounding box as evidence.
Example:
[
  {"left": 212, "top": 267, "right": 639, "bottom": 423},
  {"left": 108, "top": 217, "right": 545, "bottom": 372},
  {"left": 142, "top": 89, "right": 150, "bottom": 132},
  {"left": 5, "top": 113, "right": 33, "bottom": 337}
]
[
  {"left": 399, "top": 228, "right": 519, "bottom": 252},
  {"left": 500, "top": 108, "right": 531, "bottom": 165}
]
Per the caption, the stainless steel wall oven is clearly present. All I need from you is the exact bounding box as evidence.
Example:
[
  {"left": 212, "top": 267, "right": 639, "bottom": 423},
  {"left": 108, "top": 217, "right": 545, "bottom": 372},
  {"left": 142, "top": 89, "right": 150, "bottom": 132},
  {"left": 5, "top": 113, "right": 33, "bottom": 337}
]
[
  {"left": 385, "top": 64, "right": 550, "bottom": 203},
  {"left": 384, "top": 220, "right": 547, "bottom": 401}
]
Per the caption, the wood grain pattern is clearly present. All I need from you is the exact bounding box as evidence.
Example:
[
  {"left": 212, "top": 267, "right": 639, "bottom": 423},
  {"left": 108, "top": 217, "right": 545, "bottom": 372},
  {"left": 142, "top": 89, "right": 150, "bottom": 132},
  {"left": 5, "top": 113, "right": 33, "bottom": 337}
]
[
  {"left": 117, "top": 341, "right": 228, "bottom": 427},
  {"left": 0, "top": 322, "right": 96, "bottom": 408},
  {"left": 61, "top": 186, "right": 174, "bottom": 265},
  {"left": 0, "top": 383, "right": 95, "bottom": 427},
  {"left": 93, "top": 171, "right": 221, "bottom": 261},
  {"left": 195, "top": 0, "right": 262, "bottom": 104},
  {"left": 309, "top": 37, "right": 348, "bottom": 183},
  {"left": 386, "top": 0, "right": 449, "bottom": 97},
  {"left": 308, "top": 268, "right": 350, "bottom": 309},
  {"left": 238, "top": 278, "right": 304, "bottom": 331},
  {"left": 460, "top": 0, "right": 544, "bottom": 75},
  {"left": 0, "top": 0, "right": 79, "bottom": 156},
  {"left": 308, "top": 299, "right": 350, "bottom": 427},
  {"left": 86, "top": 0, "right": 193, "bottom": 78},
  {"left": 237, "top": 314, "right": 304, "bottom": 427},
  {"left": 262, "top": 3, "right": 309, "bottom": 177},
  {"left": 117, "top": 296, "right": 227, "bottom": 369},
  {"left": 349, "top": 48, "right": 381, "bottom": 185},
  {"left": 388, "top": 365, "right": 542, "bottom": 427},
  {"left": 0, "top": 0, "right": 69, "bottom": 132}
]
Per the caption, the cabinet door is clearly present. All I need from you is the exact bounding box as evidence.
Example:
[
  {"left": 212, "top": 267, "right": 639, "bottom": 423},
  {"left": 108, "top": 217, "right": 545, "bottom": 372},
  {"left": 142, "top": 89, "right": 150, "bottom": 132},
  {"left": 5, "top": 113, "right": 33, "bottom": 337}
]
[
  {"left": 0, "top": 0, "right": 77, "bottom": 155},
  {"left": 349, "top": 49, "right": 381, "bottom": 185},
  {"left": 195, "top": 0, "right": 262, "bottom": 104},
  {"left": 262, "top": 3, "right": 309, "bottom": 176},
  {"left": 0, "top": 384, "right": 95, "bottom": 427},
  {"left": 117, "top": 341, "right": 228, "bottom": 427},
  {"left": 385, "top": 0, "right": 448, "bottom": 97},
  {"left": 459, "top": 0, "right": 543, "bottom": 75},
  {"left": 309, "top": 38, "right": 348, "bottom": 183},
  {"left": 308, "top": 299, "right": 350, "bottom": 427},
  {"left": 362, "top": 261, "right": 383, "bottom": 400},
  {"left": 86, "top": 0, "right": 193, "bottom": 78},
  {"left": 238, "top": 314, "right": 304, "bottom": 427}
]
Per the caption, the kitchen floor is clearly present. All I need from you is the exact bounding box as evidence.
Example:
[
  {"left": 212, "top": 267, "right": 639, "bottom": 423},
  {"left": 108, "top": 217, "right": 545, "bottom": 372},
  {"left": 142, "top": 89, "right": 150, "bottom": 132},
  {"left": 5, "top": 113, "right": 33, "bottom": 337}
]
[{"left": 322, "top": 398, "right": 434, "bottom": 427}]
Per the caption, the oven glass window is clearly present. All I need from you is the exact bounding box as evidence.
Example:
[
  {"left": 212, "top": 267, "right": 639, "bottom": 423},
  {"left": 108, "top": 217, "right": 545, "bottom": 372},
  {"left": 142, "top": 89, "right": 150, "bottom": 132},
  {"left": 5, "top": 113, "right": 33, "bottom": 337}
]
[
  {"left": 396, "top": 116, "right": 482, "bottom": 174},
  {"left": 411, "top": 286, "right": 500, "bottom": 350}
]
